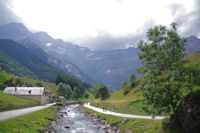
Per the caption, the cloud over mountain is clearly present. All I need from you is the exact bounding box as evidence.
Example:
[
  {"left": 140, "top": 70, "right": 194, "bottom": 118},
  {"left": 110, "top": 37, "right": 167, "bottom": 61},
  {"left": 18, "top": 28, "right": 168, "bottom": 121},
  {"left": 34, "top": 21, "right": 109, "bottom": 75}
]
[
  {"left": 0, "top": 0, "right": 21, "bottom": 25},
  {"left": 169, "top": 0, "right": 200, "bottom": 37},
  {"left": 76, "top": 19, "right": 156, "bottom": 51}
]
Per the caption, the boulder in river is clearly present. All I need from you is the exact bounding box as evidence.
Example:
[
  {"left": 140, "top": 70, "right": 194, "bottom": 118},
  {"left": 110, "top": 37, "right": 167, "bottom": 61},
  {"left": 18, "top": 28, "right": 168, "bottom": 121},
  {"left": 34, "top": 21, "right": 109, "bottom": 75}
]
[
  {"left": 110, "top": 121, "right": 120, "bottom": 127},
  {"left": 65, "top": 126, "right": 70, "bottom": 128}
]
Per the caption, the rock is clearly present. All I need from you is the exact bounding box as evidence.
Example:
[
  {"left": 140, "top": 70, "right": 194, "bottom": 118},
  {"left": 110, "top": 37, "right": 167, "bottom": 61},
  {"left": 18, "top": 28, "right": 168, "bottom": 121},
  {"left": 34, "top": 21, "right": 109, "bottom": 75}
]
[
  {"left": 106, "top": 129, "right": 112, "bottom": 133},
  {"left": 100, "top": 120, "right": 107, "bottom": 124},
  {"left": 116, "top": 129, "right": 121, "bottom": 133},
  {"left": 49, "top": 130, "right": 55, "bottom": 133},
  {"left": 44, "top": 116, "right": 54, "bottom": 121},
  {"left": 112, "top": 127, "right": 118, "bottom": 131},
  {"left": 100, "top": 126, "right": 107, "bottom": 130},
  {"left": 35, "top": 128, "right": 45, "bottom": 133},
  {"left": 124, "top": 129, "right": 133, "bottom": 133},
  {"left": 110, "top": 121, "right": 120, "bottom": 127},
  {"left": 65, "top": 126, "right": 70, "bottom": 128},
  {"left": 175, "top": 90, "right": 200, "bottom": 133}
]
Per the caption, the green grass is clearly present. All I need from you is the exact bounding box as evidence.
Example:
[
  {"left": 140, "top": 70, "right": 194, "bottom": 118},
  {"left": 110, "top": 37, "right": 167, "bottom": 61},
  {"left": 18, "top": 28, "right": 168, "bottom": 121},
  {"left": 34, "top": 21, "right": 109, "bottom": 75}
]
[
  {"left": 0, "top": 72, "right": 12, "bottom": 88},
  {"left": 91, "top": 87, "right": 148, "bottom": 115},
  {"left": 0, "top": 73, "right": 12, "bottom": 83},
  {"left": 0, "top": 106, "right": 57, "bottom": 133},
  {"left": 185, "top": 52, "right": 200, "bottom": 68},
  {"left": 0, "top": 90, "right": 37, "bottom": 107},
  {"left": 78, "top": 90, "right": 95, "bottom": 101}
]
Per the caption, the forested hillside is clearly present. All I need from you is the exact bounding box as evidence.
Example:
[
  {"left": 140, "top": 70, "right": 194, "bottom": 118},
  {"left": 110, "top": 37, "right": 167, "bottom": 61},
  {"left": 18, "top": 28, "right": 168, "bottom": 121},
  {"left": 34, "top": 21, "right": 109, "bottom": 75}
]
[{"left": 0, "top": 39, "right": 63, "bottom": 82}]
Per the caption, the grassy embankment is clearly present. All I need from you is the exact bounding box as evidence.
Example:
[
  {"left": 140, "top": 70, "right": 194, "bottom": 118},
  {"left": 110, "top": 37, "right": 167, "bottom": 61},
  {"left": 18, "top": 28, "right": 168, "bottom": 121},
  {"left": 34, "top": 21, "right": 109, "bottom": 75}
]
[
  {"left": 81, "top": 105, "right": 185, "bottom": 133},
  {"left": 91, "top": 52, "right": 200, "bottom": 116},
  {"left": 0, "top": 90, "right": 37, "bottom": 107},
  {"left": 0, "top": 106, "right": 57, "bottom": 133}
]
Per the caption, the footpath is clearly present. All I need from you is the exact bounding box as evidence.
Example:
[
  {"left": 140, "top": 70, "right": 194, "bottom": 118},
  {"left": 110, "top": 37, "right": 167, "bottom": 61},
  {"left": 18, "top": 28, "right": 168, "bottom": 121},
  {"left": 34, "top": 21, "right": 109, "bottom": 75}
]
[
  {"left": 0, "top": 103, "right": 56, "bottom": 121},
  {"left": 84, "top": 103, "right": 166, "bottom": 120}
]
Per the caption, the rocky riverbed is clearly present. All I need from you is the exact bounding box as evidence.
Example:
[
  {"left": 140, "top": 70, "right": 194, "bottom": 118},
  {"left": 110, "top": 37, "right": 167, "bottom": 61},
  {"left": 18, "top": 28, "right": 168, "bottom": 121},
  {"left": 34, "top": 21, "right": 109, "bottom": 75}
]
[
  {"left": 45, "top": 104, "right": 115, "bottom": 133},
  {"left": 38, "top": 104, "right": 132, "bottom": 133}
]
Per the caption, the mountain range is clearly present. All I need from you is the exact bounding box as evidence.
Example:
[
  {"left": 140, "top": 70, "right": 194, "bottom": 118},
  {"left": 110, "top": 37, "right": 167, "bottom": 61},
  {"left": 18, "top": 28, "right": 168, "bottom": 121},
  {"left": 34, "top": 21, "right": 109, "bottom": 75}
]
[
  {"left": 0, "top": 23, "right": 94, "bottom": 84},
  {"left": 0, "top": 23, "right": 199, "bottom": 90}
]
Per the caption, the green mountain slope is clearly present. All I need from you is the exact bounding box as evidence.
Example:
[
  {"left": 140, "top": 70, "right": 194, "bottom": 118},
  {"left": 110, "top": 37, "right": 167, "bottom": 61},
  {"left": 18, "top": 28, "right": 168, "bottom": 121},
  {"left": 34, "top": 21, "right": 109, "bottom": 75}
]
[
  {"left": 0, "top": 39, "right": 63, "bottom": 82},
  {"left": 0, "top": 51, "right": 37, "bottom": 79},
  {"left": 186, "top": 52, "right": 200, "bottom": 68}
]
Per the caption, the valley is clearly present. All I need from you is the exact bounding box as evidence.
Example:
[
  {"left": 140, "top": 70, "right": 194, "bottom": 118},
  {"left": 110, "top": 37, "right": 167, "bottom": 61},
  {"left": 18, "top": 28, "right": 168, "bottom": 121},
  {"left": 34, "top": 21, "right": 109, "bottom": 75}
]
[
  {"left": 0, "top": 23, "right": 199, "bottom": 90},
  {"left": 0, "top": 14, "right": 200, "bottom": 133}
]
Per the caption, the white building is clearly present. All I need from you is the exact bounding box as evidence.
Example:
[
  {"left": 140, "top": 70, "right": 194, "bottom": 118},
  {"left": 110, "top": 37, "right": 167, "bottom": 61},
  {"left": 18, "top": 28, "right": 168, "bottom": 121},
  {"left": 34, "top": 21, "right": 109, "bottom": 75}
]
[{"left": 3, "top": 87, "right": 52, "bottom": 104}]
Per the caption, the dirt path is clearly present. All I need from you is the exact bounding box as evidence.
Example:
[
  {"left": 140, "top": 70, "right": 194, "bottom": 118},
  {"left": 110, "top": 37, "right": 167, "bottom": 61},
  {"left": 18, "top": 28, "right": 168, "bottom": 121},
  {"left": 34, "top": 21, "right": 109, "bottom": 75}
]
[
  {"left": 0, "top": 103, "right": 56, "bottom": 122},
  {"left": 84, "top": 103, "right": 166, "bottom": 120}
]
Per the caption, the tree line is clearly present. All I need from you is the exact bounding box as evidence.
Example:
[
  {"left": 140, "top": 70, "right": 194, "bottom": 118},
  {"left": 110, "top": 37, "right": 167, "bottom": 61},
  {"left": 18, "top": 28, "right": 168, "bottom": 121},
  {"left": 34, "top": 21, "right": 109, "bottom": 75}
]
[{"left": 55, "top": 75, "right": 91, "bottom": 100}]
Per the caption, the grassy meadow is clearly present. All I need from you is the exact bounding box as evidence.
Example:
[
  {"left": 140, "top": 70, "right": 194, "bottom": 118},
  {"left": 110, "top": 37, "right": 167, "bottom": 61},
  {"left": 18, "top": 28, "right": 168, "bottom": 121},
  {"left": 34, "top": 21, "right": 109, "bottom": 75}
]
[{"left": 0, "top": 106, "right": 57, "bottom": 133}]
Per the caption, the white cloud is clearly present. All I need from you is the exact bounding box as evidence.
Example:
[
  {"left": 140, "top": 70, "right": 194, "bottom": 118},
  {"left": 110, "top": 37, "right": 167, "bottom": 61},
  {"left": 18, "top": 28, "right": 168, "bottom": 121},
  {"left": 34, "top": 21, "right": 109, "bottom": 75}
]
[{"left": 10, "top": 0, "right": 197, "bottom": 50}]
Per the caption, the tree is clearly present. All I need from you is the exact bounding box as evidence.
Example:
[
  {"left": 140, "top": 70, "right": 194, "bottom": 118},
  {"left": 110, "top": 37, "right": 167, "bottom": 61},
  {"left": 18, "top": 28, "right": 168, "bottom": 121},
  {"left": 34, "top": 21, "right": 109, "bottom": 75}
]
[
  {"left": 129, "top": 73, "right": 137, "bottom": 88},
  {"left": 36, "top": 82, "right": 43, "bottom": 87},
  {"left": 72, "top": 86, "right": 81, "bottom": 99},
  {"left": 91, "top": 83, "right": 109, "bottom": 100},
  {"left": 96, "top": 84, "right": 109, "bottom": 100},
  {"left": 137, "top": 23, "right": 187, "bottom": 116},
  {"left": 129, "top": 73, "right": 136, "bottom": 83},
  {"left": 65, "top": 85, "right": 72, "bottom": 99},
  {"left": 55, "top": 75, "right": 89, "bottom": 95},
  {"left": 84, "top": 93, "right": 89, "bottom": 98},
  {"left": 90, "top": 82, "right": 100, "bottom": 97},
  {"left": 56, "top": 83, "right": 72, "bottom": 99},
  {"left": 24, "top": 81, "right": 33, "bottom": 87},
  {"left": 14, "top": 78, "right": 22, "bottom": 86},
  {"left": 120, "top": 78, "right": 127, "bottom": 89}
]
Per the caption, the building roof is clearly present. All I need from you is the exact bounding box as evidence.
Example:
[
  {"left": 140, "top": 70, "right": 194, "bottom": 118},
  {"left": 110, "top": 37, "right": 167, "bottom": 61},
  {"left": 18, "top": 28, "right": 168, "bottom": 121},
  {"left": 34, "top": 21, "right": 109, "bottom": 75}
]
[{"left": 3, "top": 87, "right": 45, "bottom": 95}]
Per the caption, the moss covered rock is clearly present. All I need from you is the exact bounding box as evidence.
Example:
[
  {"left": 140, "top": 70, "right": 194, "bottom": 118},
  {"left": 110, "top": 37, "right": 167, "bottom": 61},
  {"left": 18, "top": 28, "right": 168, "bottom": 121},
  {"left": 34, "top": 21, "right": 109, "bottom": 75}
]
[{"left": 175, "top": 90, "right": 200, "bottom": 133}]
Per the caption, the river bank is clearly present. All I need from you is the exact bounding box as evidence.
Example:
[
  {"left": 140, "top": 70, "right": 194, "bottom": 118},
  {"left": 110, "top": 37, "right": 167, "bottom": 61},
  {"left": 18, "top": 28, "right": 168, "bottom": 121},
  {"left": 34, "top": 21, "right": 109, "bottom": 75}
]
[
  {"left": 44, "top": 104, "right": 108, "bottom": 133},
  {"left": 81, "top": 105, "right": 166, "bottom": 133},
  {"left": 44, "top": 104, "right": 161, "bottom": 133}
]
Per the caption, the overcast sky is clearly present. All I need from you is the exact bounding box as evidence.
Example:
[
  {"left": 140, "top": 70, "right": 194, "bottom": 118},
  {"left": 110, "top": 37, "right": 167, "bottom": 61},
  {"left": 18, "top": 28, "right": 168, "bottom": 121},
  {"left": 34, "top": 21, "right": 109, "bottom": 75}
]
[{"left": 0, "top": 0, "right": 199, "bottom": 50}]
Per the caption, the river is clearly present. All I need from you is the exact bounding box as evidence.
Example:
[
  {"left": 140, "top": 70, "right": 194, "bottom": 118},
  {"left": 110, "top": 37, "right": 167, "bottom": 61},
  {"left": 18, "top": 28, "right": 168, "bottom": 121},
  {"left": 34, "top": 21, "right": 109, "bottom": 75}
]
[{"left": 57, "top": 104, "right": 105, "bottom": 133}]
